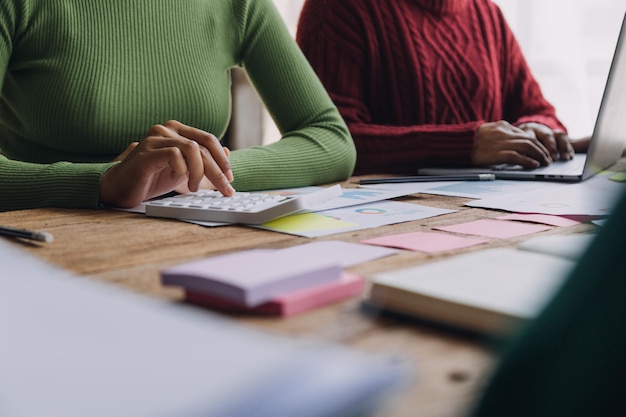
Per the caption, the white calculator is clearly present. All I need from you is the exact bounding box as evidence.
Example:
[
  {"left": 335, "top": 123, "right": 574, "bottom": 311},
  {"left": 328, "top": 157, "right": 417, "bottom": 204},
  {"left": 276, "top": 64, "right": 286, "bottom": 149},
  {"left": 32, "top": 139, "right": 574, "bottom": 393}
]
[{"left": 144, "top": 185, "right": 342, "bottom": 224}]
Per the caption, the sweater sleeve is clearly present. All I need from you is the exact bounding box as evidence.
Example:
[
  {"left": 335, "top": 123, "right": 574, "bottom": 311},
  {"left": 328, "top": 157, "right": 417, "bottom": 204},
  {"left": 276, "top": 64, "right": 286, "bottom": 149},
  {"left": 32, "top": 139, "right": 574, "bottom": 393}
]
[
  {"left": 495, "top": 7, "right": 567, "bottom": 132},
  {"left": 296, "top": 0, "right": 478, "bottom": 175},
  {"left": 0, "top": 2, "right": 115, "bottom": 211},
  {"left": 227, "top": 0, "right": 355, "bottom": 191},
  {"left": 0, "top": 158, "right": 115, "bottom": 211}
]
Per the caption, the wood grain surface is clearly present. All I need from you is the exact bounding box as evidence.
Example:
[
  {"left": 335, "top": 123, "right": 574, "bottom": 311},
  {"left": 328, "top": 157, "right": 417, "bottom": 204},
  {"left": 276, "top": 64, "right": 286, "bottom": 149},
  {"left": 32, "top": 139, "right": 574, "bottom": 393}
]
[{"left": 0, "top": 174, "right": 607, "bottom": 417}]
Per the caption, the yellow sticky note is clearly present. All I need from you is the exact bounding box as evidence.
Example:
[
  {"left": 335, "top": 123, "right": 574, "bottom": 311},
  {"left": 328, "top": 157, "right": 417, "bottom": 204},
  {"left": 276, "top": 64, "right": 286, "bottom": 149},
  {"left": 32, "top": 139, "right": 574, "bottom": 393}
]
[{"left": 262, "top": 213, "right": 357, "bottom": 233}]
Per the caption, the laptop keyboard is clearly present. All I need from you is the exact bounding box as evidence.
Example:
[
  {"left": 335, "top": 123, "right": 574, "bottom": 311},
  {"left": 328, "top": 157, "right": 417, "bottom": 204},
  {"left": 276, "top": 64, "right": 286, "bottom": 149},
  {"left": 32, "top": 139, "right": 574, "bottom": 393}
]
[{"left": 490, "top": 157, "right": 585, "bottom": 175}]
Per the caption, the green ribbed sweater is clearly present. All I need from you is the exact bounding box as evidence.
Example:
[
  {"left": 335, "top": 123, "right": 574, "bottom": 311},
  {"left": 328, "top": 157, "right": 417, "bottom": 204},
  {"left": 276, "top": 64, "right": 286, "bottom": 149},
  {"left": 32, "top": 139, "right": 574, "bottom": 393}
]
[{"left": 0, "top": 0, "right": 355, "bottom": 211}]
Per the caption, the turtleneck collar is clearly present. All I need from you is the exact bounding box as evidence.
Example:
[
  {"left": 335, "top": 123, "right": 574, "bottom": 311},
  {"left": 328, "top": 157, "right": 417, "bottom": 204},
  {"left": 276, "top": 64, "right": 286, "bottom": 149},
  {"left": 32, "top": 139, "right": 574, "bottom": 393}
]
[{"left": 413, "top": 0, "right": 467, "bottom": 15}]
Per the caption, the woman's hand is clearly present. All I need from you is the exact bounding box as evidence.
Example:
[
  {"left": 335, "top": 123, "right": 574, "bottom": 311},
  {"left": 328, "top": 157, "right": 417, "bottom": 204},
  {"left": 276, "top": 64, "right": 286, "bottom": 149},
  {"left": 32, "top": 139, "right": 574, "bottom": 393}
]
[
  {"left": 100, "top": 120, "right": 234, "bottom": 208},
  {"left": 473, "top": 121, "right": 554, "bottom": 168},
  {"left": 517, "top": 122, "right": 575, "bottom": 161},
  {"left": 173, "top": 147, "right": 231, "bottom": 194}
]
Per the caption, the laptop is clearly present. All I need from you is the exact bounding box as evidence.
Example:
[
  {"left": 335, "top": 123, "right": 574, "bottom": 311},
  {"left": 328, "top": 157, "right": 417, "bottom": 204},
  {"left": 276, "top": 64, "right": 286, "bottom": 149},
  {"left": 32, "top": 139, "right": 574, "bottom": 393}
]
[
  {"left": 0, "top": 239, "right": 410, "bottom": 417},
  {"left": 419, "top": 12, "right": 626, "bottom": 182}
]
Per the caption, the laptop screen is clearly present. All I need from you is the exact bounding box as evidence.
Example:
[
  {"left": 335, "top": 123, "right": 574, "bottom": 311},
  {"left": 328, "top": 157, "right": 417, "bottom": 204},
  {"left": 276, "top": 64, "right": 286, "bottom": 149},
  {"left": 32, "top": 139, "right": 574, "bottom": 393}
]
[{"left": 583, "top": 12, "right": 626, "bottom": 179}]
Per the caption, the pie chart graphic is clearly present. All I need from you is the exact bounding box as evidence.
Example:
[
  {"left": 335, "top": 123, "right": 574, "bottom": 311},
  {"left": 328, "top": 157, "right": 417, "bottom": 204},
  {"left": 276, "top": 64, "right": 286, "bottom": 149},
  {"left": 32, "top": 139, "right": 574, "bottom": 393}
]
[{"left": 355, "top": 208, "right": 387, "bottom": 215}]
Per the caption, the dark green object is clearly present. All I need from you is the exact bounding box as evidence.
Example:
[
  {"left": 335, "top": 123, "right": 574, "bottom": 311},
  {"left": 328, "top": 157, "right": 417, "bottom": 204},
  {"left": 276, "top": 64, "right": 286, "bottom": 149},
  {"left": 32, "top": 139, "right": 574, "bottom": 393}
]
[{"left": 471, "top": 188, "right": 626, "bottom": 417}]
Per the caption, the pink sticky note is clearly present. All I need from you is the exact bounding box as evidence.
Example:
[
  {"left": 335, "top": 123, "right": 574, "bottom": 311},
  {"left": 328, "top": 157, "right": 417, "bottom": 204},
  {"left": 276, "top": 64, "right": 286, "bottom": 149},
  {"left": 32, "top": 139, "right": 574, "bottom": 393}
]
[
  {"left": 495, "top": 213, "right": 582, "bottom": 227},
  {"left": 361, "top": 231, "right": 488, "bottom": 254},
  {"left": 161, "top": 249, "right": 341, "bottom": 307},
  {"left": 278, "top": 240, "right": 399, "bottom": 267},
  {"left": 184, "top": 272, "right": 364, "bottom": 317},
  {"left": 434, "top": 219, "right": 552, "bottom": 239}
]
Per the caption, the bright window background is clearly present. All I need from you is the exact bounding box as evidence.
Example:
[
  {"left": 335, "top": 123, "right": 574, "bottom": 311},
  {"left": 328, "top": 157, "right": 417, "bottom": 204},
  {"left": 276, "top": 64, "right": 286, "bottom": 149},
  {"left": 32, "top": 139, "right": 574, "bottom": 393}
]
[
  {"left": 259, "top": 0, "right": 305, "bottom": 144},
  {"left": 495, "top": 0, "right": 625, "bottom": 138},
  {"left": 267, "top": 0, "right": 626, "bottom": 143}
]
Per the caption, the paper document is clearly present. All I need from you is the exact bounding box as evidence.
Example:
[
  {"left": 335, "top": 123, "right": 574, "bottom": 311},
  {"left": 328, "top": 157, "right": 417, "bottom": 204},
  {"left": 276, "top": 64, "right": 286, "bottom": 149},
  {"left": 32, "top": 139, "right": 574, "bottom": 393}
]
[
  {"left": 467, "top": 175, "right": 626, "bottom": 216},
  {"left": 0, "top": 240, "right": 410, "bottom": 417},
  {"left": 361, "top": 179, "right": 549, "bottom": 199},
  {"left": 258, "top": 201, "right": 455, "bottom": 238}
]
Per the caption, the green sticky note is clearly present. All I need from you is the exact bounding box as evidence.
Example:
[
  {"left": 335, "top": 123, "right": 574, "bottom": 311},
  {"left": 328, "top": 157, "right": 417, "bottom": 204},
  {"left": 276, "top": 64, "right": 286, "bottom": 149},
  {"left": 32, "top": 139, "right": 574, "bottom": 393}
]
[{"left": 609, "top": 172, "right": 626, "bottom": 183}]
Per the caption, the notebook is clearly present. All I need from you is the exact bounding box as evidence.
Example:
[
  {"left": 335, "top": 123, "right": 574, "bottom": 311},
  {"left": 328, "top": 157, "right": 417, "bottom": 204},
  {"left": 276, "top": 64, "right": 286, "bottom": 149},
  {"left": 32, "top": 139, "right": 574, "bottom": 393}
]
[
  {"left": 0, "top": 239, "right": 410, "bottom": 417},
  {"left": 418, "top": 12, "right": 626, "bottom": 182},
  {"left": 365, "top": 248, "right": 577, "bottom": 335}
]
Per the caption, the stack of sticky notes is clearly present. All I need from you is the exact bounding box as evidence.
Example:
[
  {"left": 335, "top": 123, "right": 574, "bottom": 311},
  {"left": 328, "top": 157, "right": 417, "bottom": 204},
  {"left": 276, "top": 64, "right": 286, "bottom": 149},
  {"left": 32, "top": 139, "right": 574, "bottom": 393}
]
[{"left": 161, "top": 241, "right": 398, "bottom": 317}]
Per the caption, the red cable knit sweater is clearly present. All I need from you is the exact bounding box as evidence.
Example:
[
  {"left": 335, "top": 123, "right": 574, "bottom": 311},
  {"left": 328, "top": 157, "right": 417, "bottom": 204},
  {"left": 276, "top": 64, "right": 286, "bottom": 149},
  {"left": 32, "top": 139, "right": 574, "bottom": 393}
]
[{"left": 297, "top": 0, "right": 566, "bottom": 174}]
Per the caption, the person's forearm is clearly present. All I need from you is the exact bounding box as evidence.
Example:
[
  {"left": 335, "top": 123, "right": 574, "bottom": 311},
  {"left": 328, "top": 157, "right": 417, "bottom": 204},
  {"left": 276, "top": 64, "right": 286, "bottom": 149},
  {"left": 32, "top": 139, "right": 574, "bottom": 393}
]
[
  {"left": 0, "top": 157, "right": 114, "bottom": 211},
  {"left": 229, "top": 120, "right": 355, "bottom": 191},
  {"left": 347, "top": 120, "right": 481, "bottom": 174}
]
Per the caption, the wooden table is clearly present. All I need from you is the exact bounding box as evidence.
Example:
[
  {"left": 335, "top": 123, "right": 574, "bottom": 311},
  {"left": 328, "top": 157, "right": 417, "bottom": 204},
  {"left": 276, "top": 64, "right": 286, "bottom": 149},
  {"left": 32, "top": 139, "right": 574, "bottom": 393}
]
[{"left": 0, "top": 175, "right": 604, "bottom": 417}]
